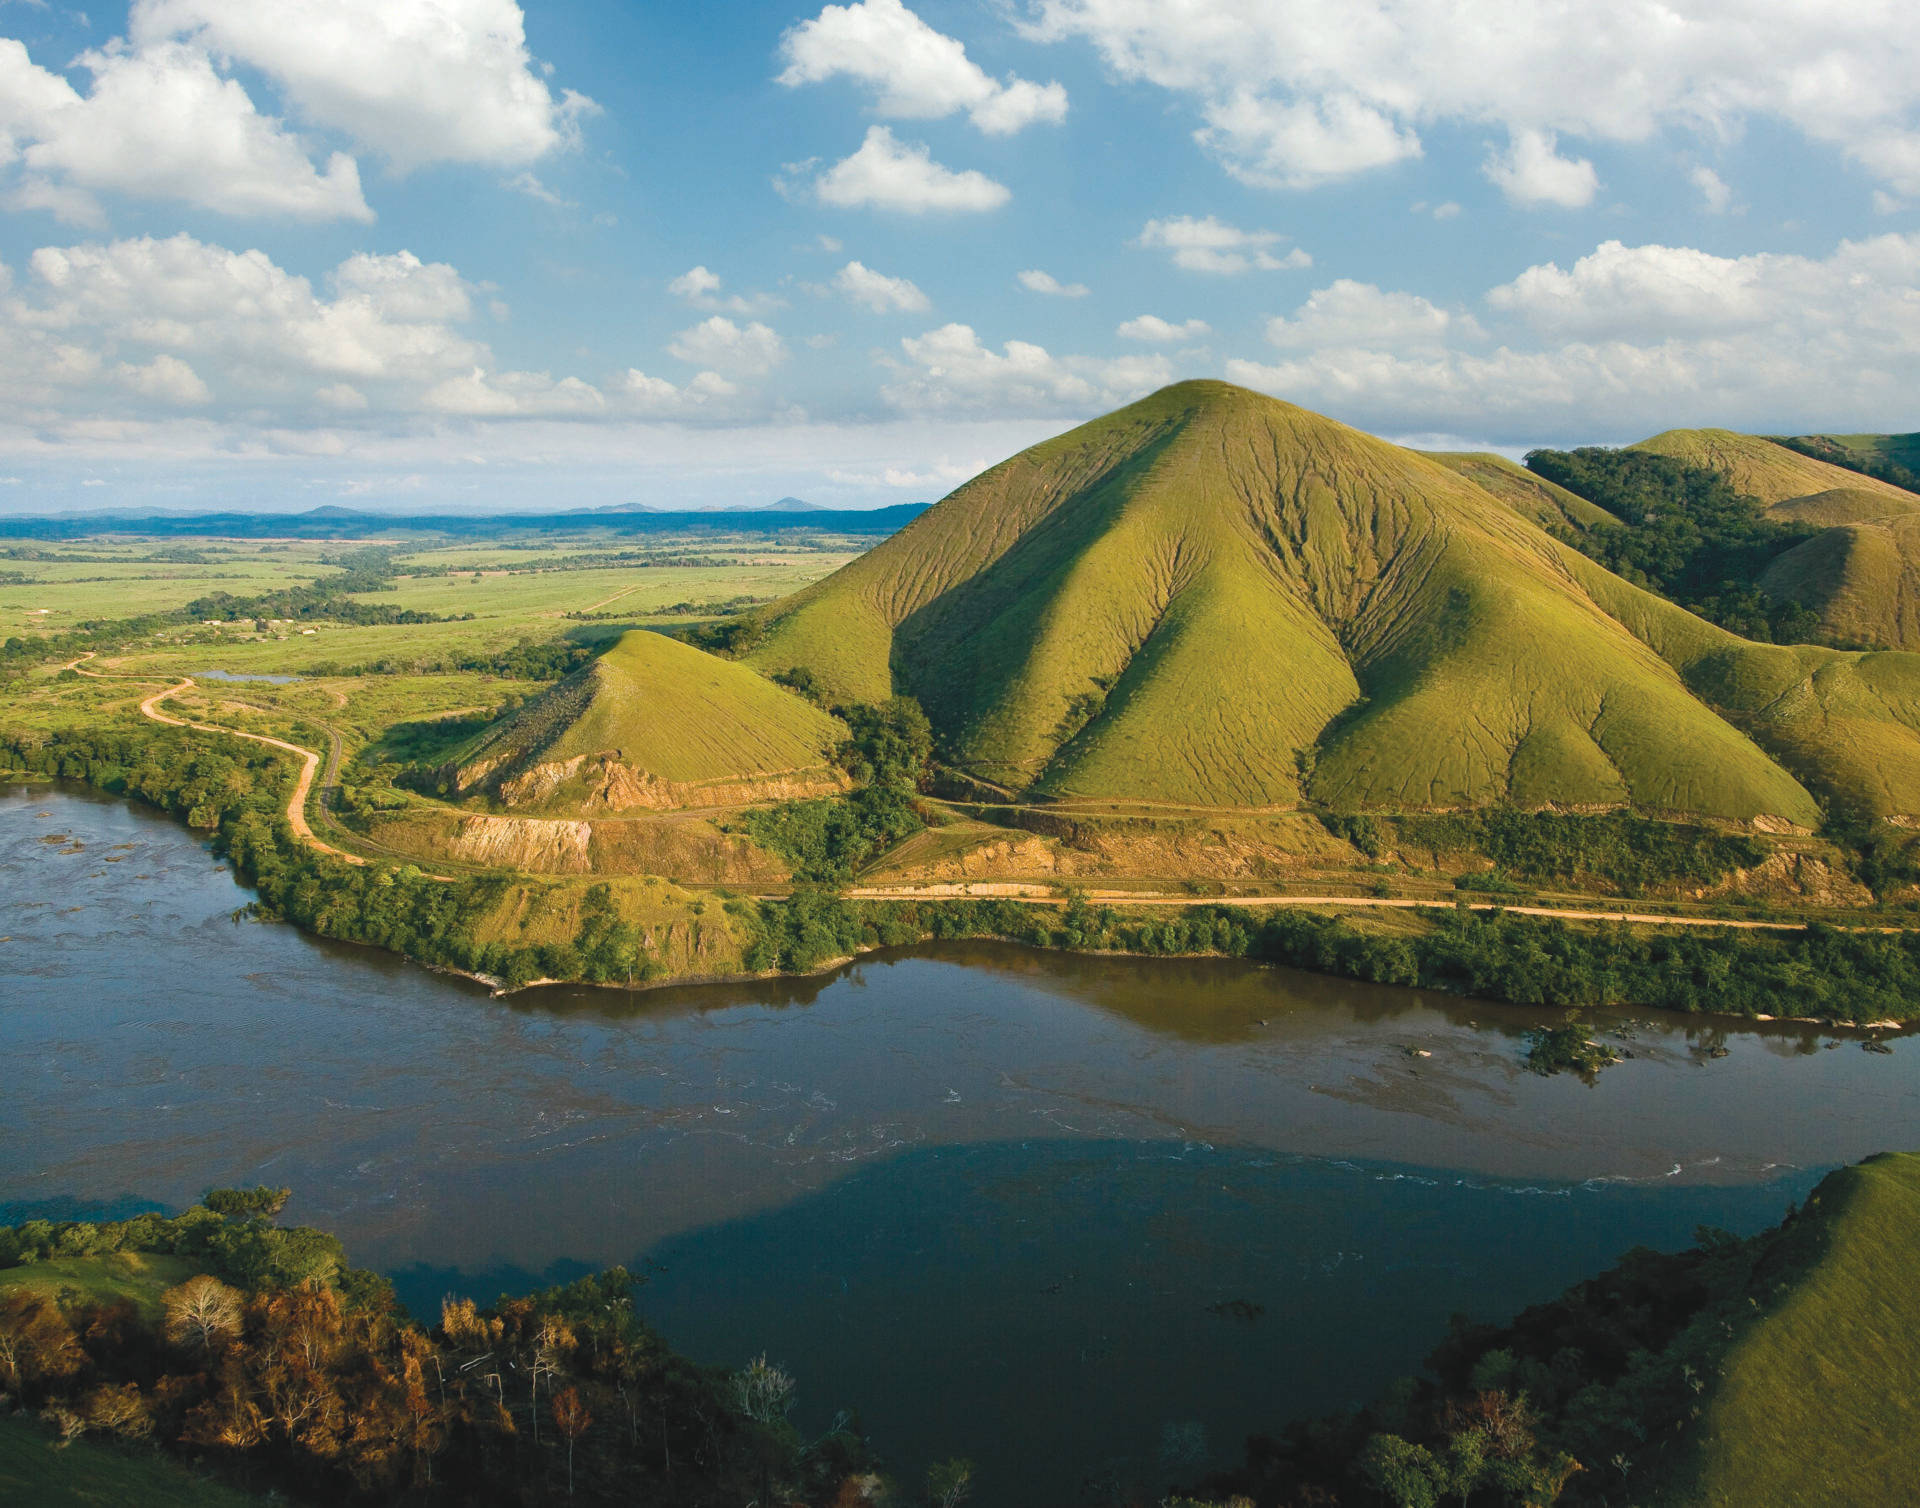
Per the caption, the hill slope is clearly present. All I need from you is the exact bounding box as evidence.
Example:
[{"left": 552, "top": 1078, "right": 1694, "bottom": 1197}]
[
  {"left": 455, "top": 628, "right": 847, "bottom": 811},
  {"left": 1422, "top": 450, "right": 1617, "bottom": 532},
  {"left": 1629, "top": 429, "right": 1916, "bottom": 507},
  {"left": 1668, "top": 1151, "right": 1920, "bottom": 1506},
  {"left": 742, "top": 382, "right": 1895, "bottom": 822}
]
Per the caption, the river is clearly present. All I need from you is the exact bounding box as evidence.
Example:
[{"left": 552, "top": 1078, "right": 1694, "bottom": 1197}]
[{"left": 3, "top": 783, "right": 1913, "bottom": 1504}]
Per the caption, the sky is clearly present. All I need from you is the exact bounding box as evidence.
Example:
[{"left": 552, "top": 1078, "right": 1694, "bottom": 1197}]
[{"left": 1, "top": 0, "right": 1917, "bottom": 514}]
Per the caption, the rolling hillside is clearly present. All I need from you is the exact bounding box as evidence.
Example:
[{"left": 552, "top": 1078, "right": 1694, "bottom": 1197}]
[
  {"left": 1628, "top": 428, "right": 1915, "bottom": 508},
  {"left": 454, "top": 627, "right": 847, "bottom": 811},
  {"left": 1625, "top": 429, "right": 1920, "bottom": 649},
  {"left": 1422, "top": 450, "right": 1617, "bottom": 532},
  {"left": 728, "top": 381, "right": 1920, "bottom": 822}
]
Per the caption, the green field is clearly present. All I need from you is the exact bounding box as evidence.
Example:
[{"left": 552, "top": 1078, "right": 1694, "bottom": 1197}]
[
  {"left": 0, "top": 1417, "right": 261, "bottom": 1508},
  {"left": 0, "top": 1250, "right": 195, "bottom": 1323}
]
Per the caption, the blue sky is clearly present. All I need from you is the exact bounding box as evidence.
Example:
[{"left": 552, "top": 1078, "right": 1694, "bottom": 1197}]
[{"left": 1, "top": 0, "right": 1917, "bottom": 512}]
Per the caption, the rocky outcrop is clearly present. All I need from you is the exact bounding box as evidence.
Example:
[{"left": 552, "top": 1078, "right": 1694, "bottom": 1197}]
[{"left": 493, "top": 750, "right": 849, "bottom": 812}]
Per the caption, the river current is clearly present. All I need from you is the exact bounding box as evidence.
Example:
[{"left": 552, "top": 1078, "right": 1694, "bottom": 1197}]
[{"left": 4, "top": 783, "right": 1914, "bottom": 1504}]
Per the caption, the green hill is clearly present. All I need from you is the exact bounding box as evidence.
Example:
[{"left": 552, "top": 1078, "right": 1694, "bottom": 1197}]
[
  {"left": 1775, "top": 431, "right": 1920, "bottom": 491},
  {"left": 455, "top": 627, "right": 847, "bottom": 811},
  {"left": 730, "top": 381, "right": 1920, "bottom": 824},
  {"left": 1629, "top": 428, "right": 1915, "bottom": 508},
  {"left": 1668, "top": 1151, "right": 1920, "bottom": 1506},
  {"left": 1421, "top": 450, "right": 1617, "bottom": 532}
]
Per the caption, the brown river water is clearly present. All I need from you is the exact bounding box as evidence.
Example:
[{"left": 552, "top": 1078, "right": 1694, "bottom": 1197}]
[{"left": 4, "top": 782, "right": 1915, "bottom": 1504}]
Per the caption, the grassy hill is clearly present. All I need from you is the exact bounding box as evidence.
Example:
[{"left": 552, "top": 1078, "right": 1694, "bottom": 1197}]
[
  {"left": 729, "top": 381, "right": 1920, "bottom": 824},
  {"left": 0, "top": 1250, "right": 193, "bottom": 1323},
  {"left": 1667, "top": 1151, "right": 1920, "bottom": 1506},
  {"left": 454, "top": 627, "right": 846, "bottom": 811},
  {"left": 1629, "top": 428, "right": 1915, "bottom": 508},
  {"left": 0, "top": 1417, "right": 261, "bottom": 1507},
  {"left": 1421, "top": 450, "right": 1617, "bottom": 532}
]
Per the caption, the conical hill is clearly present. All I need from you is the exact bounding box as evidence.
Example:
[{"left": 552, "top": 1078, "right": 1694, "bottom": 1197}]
[
  {"left": 742, "top": 381, "right": 1895, "bottom": 822},
  {"left": 456, "top": 628, "right": 847, "bottom": 812},
  {"left": 1630, "top": 428, "right": 1914, "bottom": 508}
]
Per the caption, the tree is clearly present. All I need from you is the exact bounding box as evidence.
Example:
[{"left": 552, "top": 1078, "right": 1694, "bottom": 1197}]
[
  {"left": 1359, "top": 1433, "right": 1447, "bottom": 1508},
  {"left": 552, "top": 1385, "right": 592, "bottom": 1496},
  {"left": 729, "top": 1353, "right": 797, "bottom": 1424},
  {"left": 927, "top": 1456, "right": 975, "bottom": 1508},
  {"left": 164, "top": 1275, "right": 242, "bottom": 1359}
]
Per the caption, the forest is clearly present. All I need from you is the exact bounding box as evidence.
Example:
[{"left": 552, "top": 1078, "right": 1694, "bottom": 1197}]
[{"left": 0, "top": 1197, "right": 884, "bottom": 1506}]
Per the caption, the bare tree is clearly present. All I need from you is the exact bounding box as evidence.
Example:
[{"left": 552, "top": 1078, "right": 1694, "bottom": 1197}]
[
  {"left": 727, "top": 1353, "right": 796, "bottom": 1424},
  {"left": 164, "top": 1275, "right": 243, "bottom": 1360}
]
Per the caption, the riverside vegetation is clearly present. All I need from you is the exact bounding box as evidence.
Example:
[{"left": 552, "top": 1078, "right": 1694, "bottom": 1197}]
[{"left": 0, "top": 1192, "right": 889, "bottom": 1507}]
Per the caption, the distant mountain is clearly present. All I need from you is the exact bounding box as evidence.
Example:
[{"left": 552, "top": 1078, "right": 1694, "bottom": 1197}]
[{"left": 694, "top": 380, "right": 1920, "bottom": 823}]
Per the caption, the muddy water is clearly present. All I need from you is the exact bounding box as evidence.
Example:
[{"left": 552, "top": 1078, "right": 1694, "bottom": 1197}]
[{"left": 4, "top": 783, "right": 1914, "bottom": 1504}]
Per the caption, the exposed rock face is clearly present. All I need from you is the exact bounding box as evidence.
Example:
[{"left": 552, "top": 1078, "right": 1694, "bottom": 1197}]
[
  {"left": 493, "top": 750, "right": 849, "bottom": 812},
  {"left": 379, "top": 812, "right": 792, "bottom": 883}
]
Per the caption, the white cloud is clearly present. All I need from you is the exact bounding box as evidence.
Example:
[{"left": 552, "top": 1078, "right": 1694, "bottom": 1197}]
[
  {"left": 130, "top": 0, "right": 597, "bottom": 170},
  {"left": 778, "top": 0, "right": 1066, "bottom": 135},
  {"left": 1029, "top": 0, "right": 1920, "bottom": 199},
  {"left": 1136, "top": 215, "right": 1309, "bottom": 275},
  {"left": 812, "top": 125, "right": 1010, "bottom": 212},
  {"left": 0, "top": 37, "right": 371, "bottom": 222},
  {"left": 1483, "top": 128, "right": 1598, "bottom": 208},
  {"left": 833, "top": 259, "right": 930, "bottom": 313},
  {"left": 1117, "top": 314, "right": 1210, "bottom": 343},
  {"left": 882, "top": 321, "right": 1172, "bottom": 415},
  {"left": 1222, "top": 232, "right": 1920, "bottom": 441},
  {"left": 667, "top": 265, "right": 784, "bottom": 316},
  {"left": 1017, "top": 268, "right": 1089, "bottom": 297},
  {"left": 617, "top": 367, "right": 741, "bottom": 416},
  {"left": 667, "top": 316, "right": 789, "bottom": 376},
  {"left": 114, "top": 353, "right": 210, "bottom": 405},
  {"left": 1262, "top": 279, "right": 1474, "bottom": 352},
  {"left": 1690, "top": 165, "right": 1733, "bottom": 214}
]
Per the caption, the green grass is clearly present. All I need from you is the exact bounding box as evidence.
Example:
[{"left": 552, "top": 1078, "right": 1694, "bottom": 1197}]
[
  {"left": 1630, "top": 428, "right": 1914, "bottom": 507},
  {"left": 0, "top": 1251, "right": 196, "bottom": 1323},
  {"left": 1668, "top": 1151, "right": 1920, "bottom": 1506},
  {"left": 0, "top": 1417, "right": 260, "bottom": 1507},
  {"left": 1421, "top": 449, "right": 1618, "bottom": 531},
  {"left": 457, "top": 626, "right": 846, "bottom": 800},
  {"left": 743, "top": 381, "right": 1832, "bottom": 822}
]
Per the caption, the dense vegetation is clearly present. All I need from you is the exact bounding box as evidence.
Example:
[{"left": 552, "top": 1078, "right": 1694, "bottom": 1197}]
[
  {"left": 1326, "top": 808, "right": 1767, "bottom": 894},
  {"left": 0, "top": 1199, "right": 882, "bottom": 1506},
  {"left": 745, "top": 890, "right": 1920, "bottom": 1024},
  {"left": 735, "top": 696, "right": 934, "bottom": 883},
  {"left": 1180, "top": 1152, "right": 1920, "bottom": 1507},
  {"left": 1525, "top": 447, "right": 1827, "bottom": 642}
]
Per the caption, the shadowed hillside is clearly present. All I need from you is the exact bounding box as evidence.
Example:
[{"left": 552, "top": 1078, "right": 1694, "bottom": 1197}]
[{"left": 733, "top": 381, "right": 1920, "bottom": 823}]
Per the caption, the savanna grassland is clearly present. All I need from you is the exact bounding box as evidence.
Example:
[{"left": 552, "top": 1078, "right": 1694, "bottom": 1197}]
[{"left": 9, "top": 384, "right": 1920, "bottom": 1020}]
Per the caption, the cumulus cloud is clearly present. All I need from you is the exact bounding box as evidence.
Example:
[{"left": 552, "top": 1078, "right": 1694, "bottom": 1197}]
[
  {"left": 1028, "top": 0, "right": 1920, "bottom": 198},
  {"left": 1136, "top": 215, "right": 1309, "bottom": 275},
  {"left": 881, "top": 321, "right": 1171, "bottom": 415},
  {"left": 0, "top": 37, "right": 370, "bottom": 223},
  {"left": 667, "top": 316, "right": 789, "bottom": 376},
  {"left": 130, "top": 0, "right": 596, "bottom": 170},
  {"left": 667, "top": 265, "right": 784, "bottom": 316},
  {"left": 1223, "top": 232, "right": 1920, "bottom": 441},
  {"left": 1117, "top": 314, "right": 1210, "bottom": 342},
  {"left": 812, "top": 125, "right": 1010, "bottom": 212},
  {"left": 833, "top": 259, "right": 930, "bottom": 313},
  {"left": 1482, "top": 128, "right": 1598, "bottom": 208},
  {"left": 0, "top": 232, "right": 730, "bottom": 425},
  {"left": 778, "top": 0, "right": 1066, "bottom": 135},
  {"left": 1017, "top": 268, "right": 1089, "bottom": 297}
]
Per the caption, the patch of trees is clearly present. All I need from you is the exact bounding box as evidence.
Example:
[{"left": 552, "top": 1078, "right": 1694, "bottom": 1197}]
[
  {"left": 306, "top": 637, "right": 600, "bottom": 681},
  {"left": 1525, "top": 447, "right": 1830, "bottom": 643},
  {"left": 741, "top": 891, "right": 1920, "bottom": 1022},
  {"left": 1180, "top": 1188, "right": 1834, "bottom": 1506},
  {"left": 0, "top": 1200, "right": 882, "bottom": 1505},
  {"left": 737, "top": 697, "right": 934, "bottom": 885},
  {"left": 1772, "top": 435, "right": 1920, "bottom": 496},
  {"left": 1329, "top": 808, "right": 1769, "bottom": 895}
]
